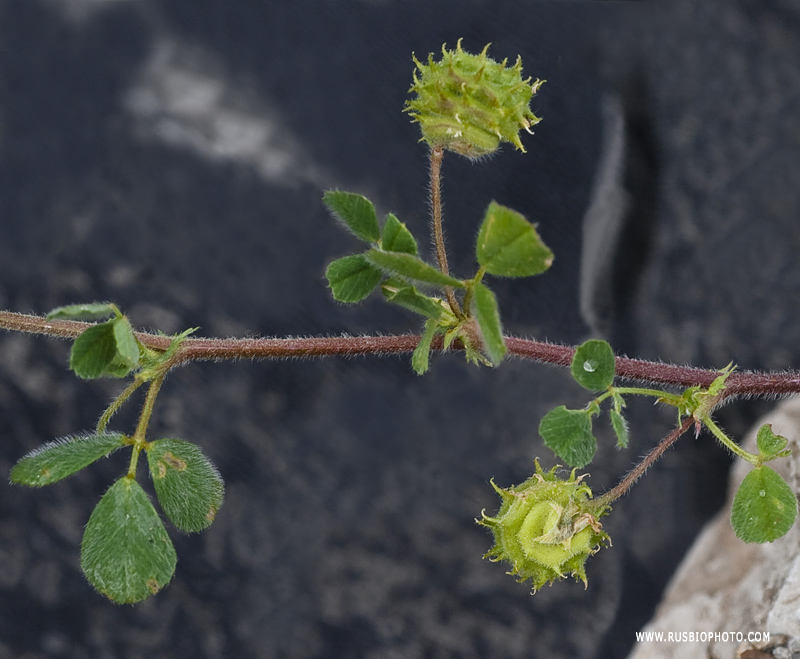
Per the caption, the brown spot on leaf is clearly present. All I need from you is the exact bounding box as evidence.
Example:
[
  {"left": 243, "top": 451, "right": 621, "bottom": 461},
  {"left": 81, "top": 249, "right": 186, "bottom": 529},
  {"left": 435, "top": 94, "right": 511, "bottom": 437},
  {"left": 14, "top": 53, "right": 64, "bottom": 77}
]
[
  {"left": 162, "top": 452, "right": 187, "bottom": 471},
  {"left": 156, "top": 462, "right": 167, "bottom": 479},
  {"left": 206, "top": 507, "right": 218, "bottom": 522},
  {"left": 146, "top": 578, "right": 161, "bottom": 595}
]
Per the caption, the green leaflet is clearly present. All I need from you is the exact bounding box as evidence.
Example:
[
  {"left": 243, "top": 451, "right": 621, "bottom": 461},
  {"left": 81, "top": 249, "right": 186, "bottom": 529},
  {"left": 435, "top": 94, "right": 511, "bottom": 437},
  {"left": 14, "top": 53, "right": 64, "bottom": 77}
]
[
  {"left": 476, "top": 202, "right": 553, "bottom": 277},
  {"left": 147, "top": 439, "right": 224, "bottom": 533},
  {"left": 570, "top": 340, "right": 616, "bottom": 391},
  {"left": 81, "top": 477, "right": 176, "bottom": 603},
  {"left": 10, "top": 433, "right": 127, "bottom": 486},
  {"left": 326, "top": 254, "right": 384, "bottom": 303},
  {"left": 70, "top": 317, "right": 140, "bottom": 379},
  {"left": 609, "top": 409, "right": 629, "bottom": 449},
  {"left": 731, "top": 465, "right": 797, "bottom": 543},
  {"left": 412, "top": 319, "right": 439, "bottom": 376},
  {"left": 381, "top": 213, "right": 418, "bottom": 255},
  {"left": 539, "top": 406, "right": 597, "bottom": 468},
  {"left": 46, "top": 302, "right": 119, "bottom": 321},
  {"left": 471, "top": 282, "right": 506, "bottom": 365},
  {"left": 113, "top": 316, "right": 140, "bottom": 368},
  {"left": 322, "top": 191, "right": 380, "bottom": 243},
  {"left": 756, "top": 424, "right": 791, "bottom": 462},
  {"left": 381, "top": 280, "right": 444, "bottom": 319},
  {"left": 364, "top": 250, "right": 465, "bottom": 288}
]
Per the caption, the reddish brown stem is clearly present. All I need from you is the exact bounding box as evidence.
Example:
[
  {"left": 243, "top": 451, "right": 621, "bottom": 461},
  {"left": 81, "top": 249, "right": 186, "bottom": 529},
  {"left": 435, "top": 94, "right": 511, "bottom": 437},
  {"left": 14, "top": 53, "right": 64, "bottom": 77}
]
[
  {"left": 429, "top": 146, "right": 462, "bottom": 317},
  {"left": 3, "top": 310, "right": 800, "bottom": 401},
  {"left": 4, "top": 309, "right": 799, "bottom": 504},
  {"left": 592, "top": 417, "right": 695, "bottom": 508}
]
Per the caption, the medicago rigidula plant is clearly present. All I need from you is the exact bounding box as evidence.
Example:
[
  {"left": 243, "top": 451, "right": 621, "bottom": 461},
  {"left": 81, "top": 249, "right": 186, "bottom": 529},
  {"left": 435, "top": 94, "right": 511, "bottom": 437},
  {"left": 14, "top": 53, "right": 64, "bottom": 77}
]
[{"left": 1, "top": 40, "right": 797, "bottom": 602}]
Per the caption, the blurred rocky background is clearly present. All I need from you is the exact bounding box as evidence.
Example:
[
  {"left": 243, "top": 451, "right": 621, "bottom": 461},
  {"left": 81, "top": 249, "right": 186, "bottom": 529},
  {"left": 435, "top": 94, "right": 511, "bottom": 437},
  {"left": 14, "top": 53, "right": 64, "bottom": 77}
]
[{"left": 2, "top": 1, "right": 800, "bottom": 657}]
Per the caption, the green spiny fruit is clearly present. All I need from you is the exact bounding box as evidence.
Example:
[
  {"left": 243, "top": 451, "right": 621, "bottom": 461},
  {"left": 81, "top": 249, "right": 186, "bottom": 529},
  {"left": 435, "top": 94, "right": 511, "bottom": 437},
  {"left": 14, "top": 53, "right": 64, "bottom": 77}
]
[
  {"left": 405, "top": 39, "right": 544, "bottom": 158},
  {"left": 478, "top": 460, "right": 610, "bottom": 592}
]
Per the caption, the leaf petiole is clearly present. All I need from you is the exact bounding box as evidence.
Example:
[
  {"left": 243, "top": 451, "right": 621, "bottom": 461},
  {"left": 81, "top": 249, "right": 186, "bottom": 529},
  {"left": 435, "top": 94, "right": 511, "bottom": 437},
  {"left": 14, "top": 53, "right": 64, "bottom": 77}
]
[
  {"left": 127, "top": 373, "right": 167, "bottom": 478},
  {"left": 586, "top": 386, "right": 682, "bottom": 413},
  {"left": 96, "top": 378, "right": 145, "bottom": 434},
  {"left": 700, "top": 415, "right": 759, "bottom": 465}
]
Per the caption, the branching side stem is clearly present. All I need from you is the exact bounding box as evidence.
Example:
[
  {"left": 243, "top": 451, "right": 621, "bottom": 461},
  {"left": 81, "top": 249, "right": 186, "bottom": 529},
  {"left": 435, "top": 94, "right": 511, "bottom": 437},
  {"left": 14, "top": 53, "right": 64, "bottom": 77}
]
[
  {"left": 592, "top": 417, "right": 695, "bottom": 509},
  {"left": 127, "top": 373, "right": 166, "bottom": 478},
  {"left": 429, "top": 147, "right": 462, "bottom": 318},
  {"left": 97, "top": 378, "right": 144, "bottom": 434}
]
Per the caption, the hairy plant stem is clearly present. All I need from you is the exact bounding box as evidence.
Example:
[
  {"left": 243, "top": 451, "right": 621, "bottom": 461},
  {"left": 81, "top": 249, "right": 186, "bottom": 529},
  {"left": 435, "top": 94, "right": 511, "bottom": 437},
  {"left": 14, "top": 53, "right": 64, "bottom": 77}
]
[
  {"left": 429, "top": 147, "right": 462, "bottom": 318},
  {"left": 4, "top": 308, "right": 800, "bottom": 503},
  {"left": 127, "top": 373, "right": 166, "bottom": 478},
  {"left": 702, "top": 415, "right": 759, "bottom": 465},
  {"left": 4, "top": 310, "right": 800, "bottom": 398},
  {"left": 591, "top": 416, "right": 695, "bottom": 509},
  {"left": 97, "top": 378, "right": 144, "bottom": 434}
]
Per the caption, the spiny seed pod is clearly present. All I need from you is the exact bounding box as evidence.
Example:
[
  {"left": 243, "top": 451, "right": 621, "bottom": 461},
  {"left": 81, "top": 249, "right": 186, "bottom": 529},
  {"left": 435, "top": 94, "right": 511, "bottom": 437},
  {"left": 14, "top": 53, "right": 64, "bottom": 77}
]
[
  {"left": 478, "top": 460, "right": 610, "bottom": 592},
  {"left": 405, "top": 39, "right": 544, "bottom": 158}
]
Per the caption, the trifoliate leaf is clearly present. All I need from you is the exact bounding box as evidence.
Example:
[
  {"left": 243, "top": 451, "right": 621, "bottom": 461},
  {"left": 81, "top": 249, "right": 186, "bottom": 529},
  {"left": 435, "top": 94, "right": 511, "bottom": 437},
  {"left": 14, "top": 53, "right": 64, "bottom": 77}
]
[
  {"left": 81, "top": 477, "right": 176, "bottom": 603},
  {"left": 10, "top": 433, "right": 127, "bottom": 486},
  {"left": 476, "top": 202, "right": 553, "bottom": 277},
  {"left": 147, "top": 439, "right": 224, "bottom": 533},
  {"left": 46, "top": 303, "right": 119, "bottom": 321},
  {"left": 381, "top": 280, "right": 444, "bottom": 319},
  {"left": 731, "top": 465, "right": 797, "bottom": 543},
  {"left": 539, "top": 406, "right": 597, "bottom": 468},
  {"left": 471, "top": 282, "right": 506, "bottom": 365},
  {"left": 322, "top": 191, "right": 380, "bottom": 243},
  {"left": 570, "top": 339, "right": 616, "bottom": 391},
  {"left": 364, "top": 250, "right": 465, "bottom": 288},
  {"left": 381, "top": 213, "right": 418, "bottom": 255},
  {"left": 325, "top": 254, "right": 384, "bottom": 303}
]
